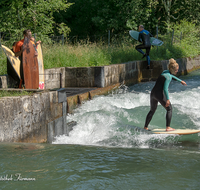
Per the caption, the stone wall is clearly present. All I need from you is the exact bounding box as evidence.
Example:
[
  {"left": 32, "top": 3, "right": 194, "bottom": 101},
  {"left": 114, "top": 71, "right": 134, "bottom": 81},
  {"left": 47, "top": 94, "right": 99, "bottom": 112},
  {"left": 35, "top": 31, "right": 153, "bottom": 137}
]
[
  {"left": 0, "top": 75, "right": 19, "bottom": 88},
  {"left": 0, "top": 90, "right": 65, "bottom": 143},
  {"left": 44, "top": 67, "right": 65, "bottom": 89},
  {"left": 2, "top": 56, "right": 200, "bottom": 89}
]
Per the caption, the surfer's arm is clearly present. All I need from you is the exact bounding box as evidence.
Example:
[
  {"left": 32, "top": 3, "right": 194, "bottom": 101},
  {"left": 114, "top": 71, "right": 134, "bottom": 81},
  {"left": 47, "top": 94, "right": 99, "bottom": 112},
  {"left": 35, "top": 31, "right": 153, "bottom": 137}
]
[
  {"left": 36, "top": 40, "right": 41, "bottom": 45},
  {"left": 15, "top": 43, "right": 24, "bottom": 57},
  {"left": 15, "top": 49, "right": 23, "bottom": 57},
  {"left": 172, "top": 75, "right": 182, "bottom": 82},
  {"left": 162, "top": 74, "right": 171, "bottom": 100},
  {"left": 138, "top": 33, "right": 142, "bottom": 42},
  {"left": 163, "top": 80, "right": 170, "bottom": 100},
  {"left": 172, "top": 75, "right": 187, "bottom": 85},
  {"left": 163, "top": 79, "right": 171, "bottom": 107}
]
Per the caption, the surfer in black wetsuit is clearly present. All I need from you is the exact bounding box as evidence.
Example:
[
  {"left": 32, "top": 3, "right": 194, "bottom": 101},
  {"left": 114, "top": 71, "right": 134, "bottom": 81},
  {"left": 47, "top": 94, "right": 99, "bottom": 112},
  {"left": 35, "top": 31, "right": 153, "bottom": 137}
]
[
  {"left": 144, "top": 58, "right": 187, "bottom": 131},
  {"left": 135, "top": 25, "right": 153, "bottom": 69}
]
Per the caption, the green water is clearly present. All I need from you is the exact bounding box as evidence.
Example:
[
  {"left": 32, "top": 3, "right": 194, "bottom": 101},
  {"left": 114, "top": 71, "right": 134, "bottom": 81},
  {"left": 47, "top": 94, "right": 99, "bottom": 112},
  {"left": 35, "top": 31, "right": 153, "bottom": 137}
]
[
  {"left": 0, "top": 143, "right": 200, "bottom": 190},
  {"left": 1, "top": 70, "right": 200, "bottom": 189}
]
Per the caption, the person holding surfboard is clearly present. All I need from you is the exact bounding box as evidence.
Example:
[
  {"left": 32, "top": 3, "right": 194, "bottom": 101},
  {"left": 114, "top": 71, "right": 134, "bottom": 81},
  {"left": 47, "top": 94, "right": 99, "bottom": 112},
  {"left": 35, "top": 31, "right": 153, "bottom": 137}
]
[
  {"left": 135, "top": 25, "right": 153, "bottom": 69},
  {"left": 144, "top": 58, "right": 187, "bottom": 131},
  {"left": 14, "top": 30, "right": 41, "bottom": 88},
  {"left": 14, "top": 30, "right": 31, "bottom": 57},
  {"left": 30, "top": 37, "right": 41, "bottom": 56},
  {"left": 14, "top": 29, "right": 32, "bottom": 88}
]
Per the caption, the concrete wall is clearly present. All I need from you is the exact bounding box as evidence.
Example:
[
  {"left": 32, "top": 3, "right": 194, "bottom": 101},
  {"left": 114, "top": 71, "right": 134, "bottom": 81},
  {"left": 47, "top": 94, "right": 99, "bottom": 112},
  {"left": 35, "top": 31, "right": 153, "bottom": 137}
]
[
  {"left": 0, "top": 91, "right": 65, "bottom": 143},
  {"left": 44, "top": 56, "right": 200, "bottom": 89},
  {"left": 44, "top": 67, "right": 65, "bottom": 89},
  {"left": 2, "top": 56, "right": 200, "bottom": 89},
  {"left": 0, "top": 75, "right": 19, "bottom": 89}
]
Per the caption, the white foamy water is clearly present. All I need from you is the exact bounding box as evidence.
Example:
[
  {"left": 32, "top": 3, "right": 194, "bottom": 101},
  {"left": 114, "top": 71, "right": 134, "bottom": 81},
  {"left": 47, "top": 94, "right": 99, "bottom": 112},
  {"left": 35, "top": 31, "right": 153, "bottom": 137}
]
[{"left": 53, "top": 71, "right": 200, "bottom": 147}]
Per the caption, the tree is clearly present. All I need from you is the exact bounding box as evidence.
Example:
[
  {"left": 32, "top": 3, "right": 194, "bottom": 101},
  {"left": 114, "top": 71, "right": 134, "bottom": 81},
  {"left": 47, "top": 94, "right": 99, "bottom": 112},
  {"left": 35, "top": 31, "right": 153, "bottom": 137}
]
[
  {"left": 60, "top": 0, "right": 137, "bottom": 38},
  {"left": 126, "top": 0, "right": 159, "bottom": 34},
  {"left": 0, "top": 0, "right": 72, "bottom": 40},
  {"left": 160, "top": 0, "right": 179, "bottom": 30}
]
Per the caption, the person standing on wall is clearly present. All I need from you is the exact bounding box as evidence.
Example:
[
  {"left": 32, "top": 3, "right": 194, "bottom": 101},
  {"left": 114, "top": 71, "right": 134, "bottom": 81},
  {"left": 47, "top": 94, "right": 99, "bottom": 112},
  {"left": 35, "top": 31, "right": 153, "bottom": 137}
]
[{"left": 135, "top": 25, "right": 153, "bottom": 69}]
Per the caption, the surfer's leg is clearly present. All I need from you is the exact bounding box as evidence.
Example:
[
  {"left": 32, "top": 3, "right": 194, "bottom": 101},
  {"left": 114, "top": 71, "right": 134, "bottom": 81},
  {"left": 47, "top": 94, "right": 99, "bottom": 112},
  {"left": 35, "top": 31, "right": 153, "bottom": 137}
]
[
  {"left": 166, "top": 104, "right": 172, "bottom": 127},
  {"left": 146, "top": 47, "right": 151, "bottom": 67},
  {"left": 144, "top": 95, "right": 158, "bottom": 129},
  {"left": 135, "top": 44, "right": 145, "bottom": 56},
  {"left": 158, "top": 95, "right": 174, "bottom": 131},
  {"left": 165, "top": 104, "right": 175, "bottom": 131}
]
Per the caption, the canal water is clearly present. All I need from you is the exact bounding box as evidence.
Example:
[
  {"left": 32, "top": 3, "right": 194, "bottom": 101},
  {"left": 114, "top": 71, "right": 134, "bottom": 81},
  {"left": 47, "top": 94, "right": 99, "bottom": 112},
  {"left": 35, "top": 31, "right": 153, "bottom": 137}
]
[{"left": 1, "top": 70, "right": 200, "bottom": 189}]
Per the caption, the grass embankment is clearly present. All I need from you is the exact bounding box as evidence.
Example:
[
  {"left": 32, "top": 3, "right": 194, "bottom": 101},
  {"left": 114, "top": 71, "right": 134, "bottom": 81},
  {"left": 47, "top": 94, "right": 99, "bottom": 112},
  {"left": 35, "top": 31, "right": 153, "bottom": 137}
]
[
  {"left": 42, "top": 41, "right": 199, "bottom": 69},
  {"left": 0, "top": 40, "right": 199, "bottom": 73},
  {"left": 0, "top": 38, "right": 199, "bottom": 98},
  {"left": 0, "top": 90, "right": 32, "bottom": 98},
  {"left": 43, "top": 42, "right": 199, "bottom": 70}
]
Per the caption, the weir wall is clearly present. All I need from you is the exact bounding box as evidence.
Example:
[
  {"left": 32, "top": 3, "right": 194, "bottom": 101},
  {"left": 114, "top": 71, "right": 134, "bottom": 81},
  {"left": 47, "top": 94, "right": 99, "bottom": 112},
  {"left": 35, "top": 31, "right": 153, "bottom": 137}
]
[{"left": 0, "top": 56, "right": 200, "bottom": 143}]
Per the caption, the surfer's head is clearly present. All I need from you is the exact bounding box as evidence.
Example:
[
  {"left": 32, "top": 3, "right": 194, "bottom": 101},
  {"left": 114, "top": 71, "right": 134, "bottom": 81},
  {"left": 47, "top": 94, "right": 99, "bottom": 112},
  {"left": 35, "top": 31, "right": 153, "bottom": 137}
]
[
  {"left": 138, "top": 25, "right": 144, "bottom": 31},
  {"left": 169, "top": 58, "right": 179, "bottom": 75},
  {"left": 23, "top": 29, "right": 31, "bottom": 39}
]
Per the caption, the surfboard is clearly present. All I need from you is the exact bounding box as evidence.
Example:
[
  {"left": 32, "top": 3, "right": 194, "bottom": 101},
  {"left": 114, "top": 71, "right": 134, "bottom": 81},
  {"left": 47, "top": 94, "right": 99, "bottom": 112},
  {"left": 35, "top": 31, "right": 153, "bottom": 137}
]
[
  {"left": 22, "top": 37, "right": 39, "bottom": 89},
  {"left": 151, "top": 129, "right": 200, "bottom": 135},
  {"left": 1, "top": 44, "right": 21, "bottom": 81},
  {"left": 129, "top": 30, "right": 164, "bottom": 46},
  {"left": 36, "top": 43, "right": 45, "bottom": 89}
]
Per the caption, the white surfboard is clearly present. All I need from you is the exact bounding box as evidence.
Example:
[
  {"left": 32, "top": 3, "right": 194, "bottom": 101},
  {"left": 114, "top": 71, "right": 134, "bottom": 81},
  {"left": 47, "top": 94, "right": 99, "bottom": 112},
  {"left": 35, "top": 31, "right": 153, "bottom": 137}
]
[
  {"left": 152, "top": 129, "right": 200, "bottom": 135},
  {"left": 36, "top": 43, "right": 45, "bottom": 89}
]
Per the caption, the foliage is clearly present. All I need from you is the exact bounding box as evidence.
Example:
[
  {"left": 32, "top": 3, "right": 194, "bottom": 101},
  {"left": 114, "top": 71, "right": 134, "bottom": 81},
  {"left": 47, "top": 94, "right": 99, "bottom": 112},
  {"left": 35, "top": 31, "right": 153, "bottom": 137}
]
[
  {"left": 0, "top": 52, "right": 7, "bottom": 75},
  {"left": 1, "top": 0, "right": 200, "bottom": 39},
  {"left": 0, "top": 0, "right": 72, "bottom": 41}
]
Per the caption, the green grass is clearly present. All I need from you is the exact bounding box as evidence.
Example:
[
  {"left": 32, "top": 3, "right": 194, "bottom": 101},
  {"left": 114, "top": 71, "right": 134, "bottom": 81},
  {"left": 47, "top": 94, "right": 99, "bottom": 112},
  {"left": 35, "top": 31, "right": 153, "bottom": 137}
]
[
  {"left": 0, "top": 51, "right": 7, "bottom": 75},
  {"left": 0, "top": 37, "right": 199, "bottom": 98},
  {"left": 42, "top": 41, "right": 200, "bottom": 70},
  {"left": 0, "top": 90, "right": 32, "bottom": 98},
  {"left": 1, "top": 38, "right": 200, "bottom": 75}
]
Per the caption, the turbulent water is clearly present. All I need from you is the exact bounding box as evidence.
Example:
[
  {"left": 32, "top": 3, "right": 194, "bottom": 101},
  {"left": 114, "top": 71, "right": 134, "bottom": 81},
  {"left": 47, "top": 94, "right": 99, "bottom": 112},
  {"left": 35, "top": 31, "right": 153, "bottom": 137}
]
[
  {"left": 1, "top": 70, "right": 200, "bottom": 190},
  {"left": 53, "top": 70, "right": 200, "bottom": 149}
]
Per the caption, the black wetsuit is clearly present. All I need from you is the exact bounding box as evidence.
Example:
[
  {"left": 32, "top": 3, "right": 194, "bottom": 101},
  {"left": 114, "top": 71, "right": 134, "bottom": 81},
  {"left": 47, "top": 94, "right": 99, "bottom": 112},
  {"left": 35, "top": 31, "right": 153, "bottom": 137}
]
[
  {"left": 135, "top": 29, "right": 153, "bottom": 66},
  {"left": 144, "top": 70, "right": 182, "bottom": 128}
]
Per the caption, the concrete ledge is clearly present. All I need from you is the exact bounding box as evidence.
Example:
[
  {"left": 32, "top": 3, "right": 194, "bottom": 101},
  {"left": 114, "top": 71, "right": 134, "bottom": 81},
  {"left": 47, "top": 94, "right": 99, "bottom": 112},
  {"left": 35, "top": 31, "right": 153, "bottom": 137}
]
[
  {"left": 2, "top": 56, "right": 200, "bottom": 90},
  {"left": 89, "top": 83, "right": 121, "bottom": 99}
]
